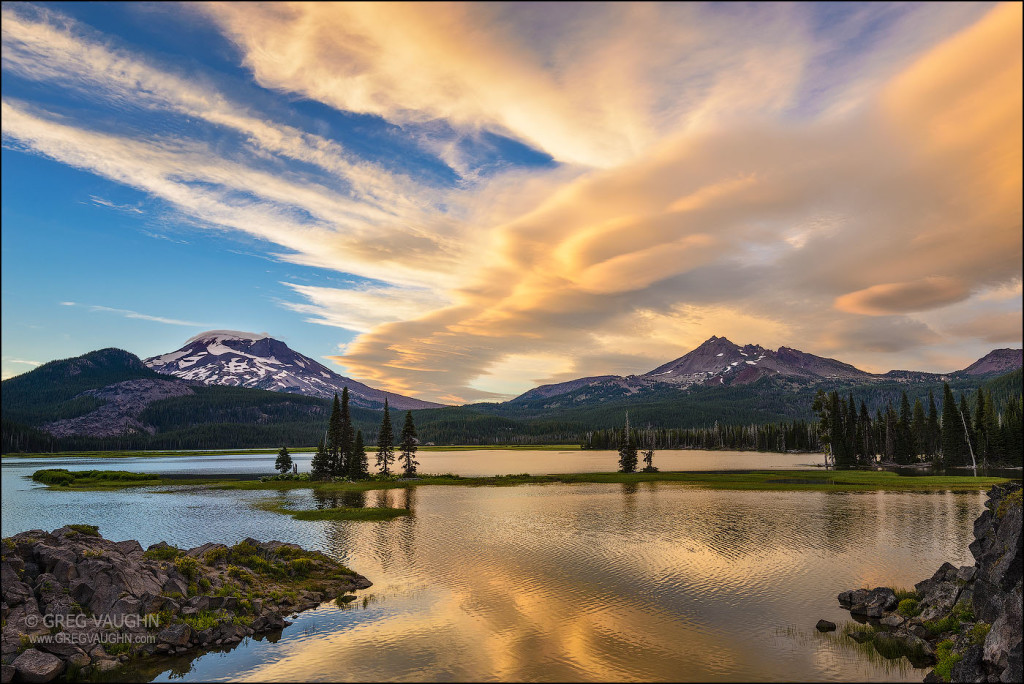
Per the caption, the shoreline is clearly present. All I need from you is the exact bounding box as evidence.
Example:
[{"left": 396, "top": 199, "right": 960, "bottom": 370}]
[
  {"left": 1, "top": 527, "right": 371, "bottom": 683},
  {"left": 27, "top": 468, "right": 1016, "bottom": 494}
]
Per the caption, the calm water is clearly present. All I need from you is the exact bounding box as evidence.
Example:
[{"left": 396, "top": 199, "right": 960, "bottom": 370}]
[{"left": 1, "top": 451, "right": 986, "bottom": 682}]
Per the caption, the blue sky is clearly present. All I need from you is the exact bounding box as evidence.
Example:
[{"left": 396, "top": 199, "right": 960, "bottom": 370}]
[{"left": 2, "top": 2, "right": 1020, "bottom": 402}]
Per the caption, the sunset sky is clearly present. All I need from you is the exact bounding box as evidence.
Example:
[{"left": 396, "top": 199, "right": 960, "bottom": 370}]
[{"left": 1, "top": 2, "right": 1021, "bottom": 403}]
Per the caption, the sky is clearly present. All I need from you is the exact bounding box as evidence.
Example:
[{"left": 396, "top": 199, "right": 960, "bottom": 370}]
[{"left": 1, "top": 1, "right": 1021, "bottom": 404}]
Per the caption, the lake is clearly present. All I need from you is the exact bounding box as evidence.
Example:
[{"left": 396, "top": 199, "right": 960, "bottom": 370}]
[{"left": 1, "top": 450, "right": 987, "bottom": 682}]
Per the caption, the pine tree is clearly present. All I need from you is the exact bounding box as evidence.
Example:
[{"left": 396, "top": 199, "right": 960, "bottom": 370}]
[
  {"left": 399, "top": 411, "right": 419, "bottom": 477},
  {"left": 911, "top": 398, "right": 926, "bottom": 459},
  {"left": 274, "top": 446, "right": 293, "bottom": 475},
  {"left": 375, "top": 398, "right": 395, "bottom": 475},
  {"left": 859, "top": 401, "right": 873, "bottom": 463},
  {"left": 349, "top": 429, "right": 369, "bottom": 480},
  {"left": 812, "top": 390, "right": 833, "bottom": 468},
  {"left": 927, "top": 390, "right": 941, "bottom": 461},
  {"left": 894, "top": 391, "right": 915, "bottom": 464},
  {"left": 941, "top": 383, "right": 964, "bottom": 466},
  {"left": 339, "top": 387, "right": 354, "bottom": 477},
  {"left": 327, "top": 393, "right": 343, "bottom": 476},
  {"left": 310, "top": 438, "right": 331, "bottom": 479},
  {"left": 618, "top": 412, "right": 638, "bottom": 473}
]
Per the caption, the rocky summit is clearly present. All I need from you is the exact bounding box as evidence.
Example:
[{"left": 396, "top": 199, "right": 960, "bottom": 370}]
[
  {"left": 833, "top": 482, "right": 1022, "bottom": 682},
  {"left": 1, "top": 527, "right": 371, "bottom": 683},
  {"left": 145, "top": 330, "right": 440, "bottom": 410}
]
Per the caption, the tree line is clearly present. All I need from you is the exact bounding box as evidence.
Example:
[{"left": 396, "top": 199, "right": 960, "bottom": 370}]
[
  {"left": 813, "top": 383, "right": 1022, "bottom": 469},
  {"left": 582, "top": 419, "right": 820, "bottom": 452}
]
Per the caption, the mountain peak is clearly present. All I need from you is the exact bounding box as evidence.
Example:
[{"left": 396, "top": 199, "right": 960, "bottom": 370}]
[
  {"left": 146, "top": 333, "right": 442, "bottom": 409},
  {"left": 184, "top": 330, "right": 270, "bottom": 345}
]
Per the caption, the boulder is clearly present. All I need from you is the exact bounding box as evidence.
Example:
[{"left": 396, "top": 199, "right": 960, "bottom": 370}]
[
  {"left": 11, "top": 649, "right": 64, "bottom": 683},
  {"left": 950, "top": 644, "right": 984, "bottom": 683},
  {"left": 815, "top": 619, "right": 837, "bottom": 632},
  {"left": 156, "top": 623, "right": 192, "bottom": 648},
  {"left": 879, "top": 614, "right": 904, "bottom": 630}
]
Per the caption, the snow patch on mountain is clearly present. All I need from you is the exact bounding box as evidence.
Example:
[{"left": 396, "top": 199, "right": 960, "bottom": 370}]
[{"left": 146, "top": 331, "right": 442, "bottom": 410}]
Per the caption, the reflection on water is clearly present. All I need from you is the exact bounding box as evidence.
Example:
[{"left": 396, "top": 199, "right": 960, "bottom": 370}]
[{"left": 1, "top": 454, "right": 987, "bottom": 682}]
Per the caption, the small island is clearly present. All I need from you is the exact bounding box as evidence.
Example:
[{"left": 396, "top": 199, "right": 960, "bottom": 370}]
[{"left": 1, "top": 526, "right": 370, "bottom": 683}]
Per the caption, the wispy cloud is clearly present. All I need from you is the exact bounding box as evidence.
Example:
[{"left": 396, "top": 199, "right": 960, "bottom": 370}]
[
  {"left": 59, "top": 302, "right": 207, "bottom": 327},
  {"left": 3, "top": 3, "right": 1020, "bottom": 401},
  {"left": 88, "top": 195, "right": 143, "bottom": 213}
]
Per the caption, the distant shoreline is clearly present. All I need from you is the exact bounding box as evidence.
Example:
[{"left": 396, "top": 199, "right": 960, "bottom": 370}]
[{"left": 26, "top": 468, "right": 1015, "bottom": 494}]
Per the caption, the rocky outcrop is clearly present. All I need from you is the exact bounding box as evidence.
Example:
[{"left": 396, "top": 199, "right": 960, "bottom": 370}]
[
  {"left": 1, "top": 527, "right": 371, "bottom": 683},
  {"left": 832, "top": 482, "right": 1022, "bottom": 682}
]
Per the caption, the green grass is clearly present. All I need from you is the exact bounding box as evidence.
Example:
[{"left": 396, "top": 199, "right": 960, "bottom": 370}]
[
  {"left": 66, "top": 524, "right": 100, "bottom": 537},
  {"left": 32, "top": 467, "right": 1013, "bottom": 494}
]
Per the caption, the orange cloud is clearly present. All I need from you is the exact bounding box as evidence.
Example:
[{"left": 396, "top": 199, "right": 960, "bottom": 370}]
[{"left": 834, "top": 277, "right": 971, "bottom": 316}]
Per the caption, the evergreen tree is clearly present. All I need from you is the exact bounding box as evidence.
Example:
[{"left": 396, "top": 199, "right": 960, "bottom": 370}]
[
  {"left": 883, "top": 403, "right": 897, "bottom": 463},
  {"left": 310, "top": 438, "right": 331, "bottom": 479},
  {"left": 894, "top": 391, "right": 915, "bottom": 464},
  {"left": 926, "top": 390, "right": 940, "bottom": 461},
  {"left": 941, "top": 383, "right": 964, "bottom": 466},
  {"left": 274, "top": 446, "right": 293, "bottom": 474},
  {"left": 339, "top": 387, "right": 354, "bottom": 477},
  {"left": 375, "top": 398, "right": 395, "bottom": 475},
  {"left": 911, "top": 398, "right": 926, "bottom": 459},
  {"left": 399, "top": 410, "right": 419, "bottom": 477},
  {"left": 859, "top": 401, "right": 873, "bottom": 463},
  {"left": 327, "top": 393, "right": 343, "bottom": 476},
  {"left": 618, "top": 412, "right": 638, "bottom": 473},
  {"left": 812, "top": 390, "right": 834, "bottom": 468},
  {"left": 349, "top": 429, "right": 369, "bottom": 479}
]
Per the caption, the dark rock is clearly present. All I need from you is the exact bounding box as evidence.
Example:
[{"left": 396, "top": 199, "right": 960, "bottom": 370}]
[
  {"left": 847, "top": 630, "right": 874, "bottom": 643},
  {"left": 0, "top": 664, "right": 14, "bottom": 684},
  {"left": 156, "top": 624, "right": 192, "bottom": 648},
  {"left": 11, "top": 649, "right": 64, "bottom": 683},
  {"left": 951, "top": 644, "right": 985, "bottom": 683},
  {"left": 879, "top": 614, "right": 904, "bottom": 630},
  {"left": 873, "top": 632, "right": 904, "bottom": 658},
  {"left": 815, "top": 619, "right": 836, "bottom": 632},
  {"left": 958, "top": 566, "right": 978, "bottom": 583}
]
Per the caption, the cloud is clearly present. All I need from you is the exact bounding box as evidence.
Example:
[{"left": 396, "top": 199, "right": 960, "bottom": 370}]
[
  {"left": 3, "top": 3, "right": 1020, "bottom": 401},
  {"left": 944, "top": 311, "right": 1024, "bottom": 345},
  {"left": 60, "top": 302, "right": 208, "bottom": 327},
  {"left": 834, "top": 277, "right": 972, "bottom": 315},
  {"left": 88, "top": 195, "right": 142, "bottom": 213}
]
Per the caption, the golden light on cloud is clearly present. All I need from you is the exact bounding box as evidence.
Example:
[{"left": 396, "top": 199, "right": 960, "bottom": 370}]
[
  {"left": 2, "top": 3, "right": 1019, "bottom": 400},
  {"left": 834, "top": 277, "right": 971, "bottom": 316}
]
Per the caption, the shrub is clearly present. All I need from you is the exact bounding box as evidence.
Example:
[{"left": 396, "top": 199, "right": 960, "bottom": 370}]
[
  {"left": 226, "top": 565, "right": 252, "bottom": 584},
  {"left": 969, "top": 622, "right": 991, "bottom": 645},
  {"left": 181, "top": 610, "right": 219, "bottom": 631},
  {"left": 67, "top": 524, "right": 100, "bottom": 537},
  {"left": 203, "top": 547, "right": 228, "bottom": 564},
  {"left": 144, "top": 546, "right": 182, "bottom": 561},
  {"left": 289, "top": 558, "right": 314, "bottom": 577},
  {"left": 897, "top": 598, "right": 921, "bottom": 618},
  {"left": 198, "top": 577, "right": 211, "bottom": 592},
  {"left": 934, "top": 639, "right": 961, "bottom": 681},
  {"left": 174, "top": 555, "right": 200, "bottom": 581}
]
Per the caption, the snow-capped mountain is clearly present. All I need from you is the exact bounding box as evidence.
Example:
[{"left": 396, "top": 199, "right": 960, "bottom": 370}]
[
  {"left": 144, "top": 331, "right": 441, "bottom": 410},
  {"left": 642, "top": 335, "right": 870, "bottom": 386},
  {"left": 511, "top": 336, "right": 1023, "bottom": 404}
]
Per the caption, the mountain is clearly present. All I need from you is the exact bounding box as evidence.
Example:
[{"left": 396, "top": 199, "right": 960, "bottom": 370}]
[
  {"left": 510, "top": 337, "right": 1022, "bottom": 406},
  {"left": 144, "top": 330, "right": 440, "bottom": 410},
  {"left": 957, "top": 348, "right": 1024, "bottom": 377}
]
